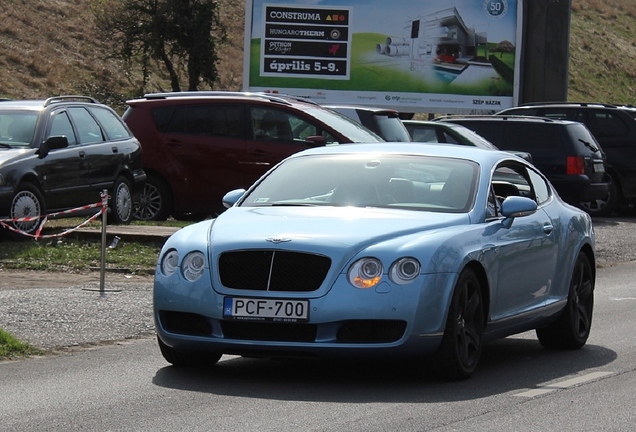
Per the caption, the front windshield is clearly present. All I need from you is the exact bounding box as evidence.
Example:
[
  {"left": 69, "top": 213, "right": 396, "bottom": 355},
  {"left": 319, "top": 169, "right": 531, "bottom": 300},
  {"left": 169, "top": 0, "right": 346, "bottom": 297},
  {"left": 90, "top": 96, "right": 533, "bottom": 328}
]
[
  {"left": 306, "top": 108, "right": 385, "bottom": 143},
  {"left": 241, "top": 153, "right": 479, "bottom": 213},
  {"left": 0, "top": 111, "right": 38, "bottom": 146}
]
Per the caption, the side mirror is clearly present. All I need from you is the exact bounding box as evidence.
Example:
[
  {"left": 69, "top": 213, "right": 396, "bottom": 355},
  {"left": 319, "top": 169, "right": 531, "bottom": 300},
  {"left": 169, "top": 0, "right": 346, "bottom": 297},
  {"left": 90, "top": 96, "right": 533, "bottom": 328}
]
[
  {"left": 38, "top": 136, "right": 68, "bottom": 158},
  {"left": 500, "top": 196, "right": 538, "bottom": 227},
  {"left": 306, "top": 135, "right": 326, "bottom": 147},
  {"left": 222, "top": 189, "right": 246, "bottom": 209}
]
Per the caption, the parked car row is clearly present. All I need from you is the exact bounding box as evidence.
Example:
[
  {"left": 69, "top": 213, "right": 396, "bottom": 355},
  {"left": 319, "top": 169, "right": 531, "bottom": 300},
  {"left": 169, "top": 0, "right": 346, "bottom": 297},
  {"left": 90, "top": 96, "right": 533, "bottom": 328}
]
[
  {"left": 2, "top": 92, "right": 629, "bottom": 237},
  {"left": 399, "top": 104, "right": 636, "bottom": 217},
  {"left": 497, "top": 102, "right": 636, "bottom": 215},
  {"left": 432, "top": 114, "right": 611, "bottom": 216}
]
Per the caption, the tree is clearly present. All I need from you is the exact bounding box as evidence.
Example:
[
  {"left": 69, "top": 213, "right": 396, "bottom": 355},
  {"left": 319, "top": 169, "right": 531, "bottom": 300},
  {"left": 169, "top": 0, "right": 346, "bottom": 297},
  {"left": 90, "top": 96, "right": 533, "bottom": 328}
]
[
  {"left": 92, "top": 0, "right": 227, "bottom": 92},
  {"left": 490, "top": 40, "right": 515, "bottom": 58}
]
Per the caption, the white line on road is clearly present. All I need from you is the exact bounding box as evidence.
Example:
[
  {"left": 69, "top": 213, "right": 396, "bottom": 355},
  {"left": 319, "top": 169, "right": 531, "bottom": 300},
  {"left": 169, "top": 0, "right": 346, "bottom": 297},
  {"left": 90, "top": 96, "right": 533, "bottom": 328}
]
[{"left": 514, "top": 371, "right": 614, "bottom": 398}]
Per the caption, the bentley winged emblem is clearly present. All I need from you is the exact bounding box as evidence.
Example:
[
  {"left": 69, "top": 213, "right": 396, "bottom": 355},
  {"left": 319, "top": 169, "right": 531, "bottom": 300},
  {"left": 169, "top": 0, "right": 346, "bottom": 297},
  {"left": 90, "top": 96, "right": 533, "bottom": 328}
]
[{"left": 266, "top": 237, "right": 292, "bottom": 244}]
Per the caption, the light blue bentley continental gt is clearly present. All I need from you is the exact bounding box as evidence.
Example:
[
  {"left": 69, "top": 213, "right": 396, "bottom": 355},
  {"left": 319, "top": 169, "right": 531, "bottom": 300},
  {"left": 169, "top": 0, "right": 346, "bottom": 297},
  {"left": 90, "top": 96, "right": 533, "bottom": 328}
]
[{"left": 153, "top": 143, "right": 595, "bottom": 380}]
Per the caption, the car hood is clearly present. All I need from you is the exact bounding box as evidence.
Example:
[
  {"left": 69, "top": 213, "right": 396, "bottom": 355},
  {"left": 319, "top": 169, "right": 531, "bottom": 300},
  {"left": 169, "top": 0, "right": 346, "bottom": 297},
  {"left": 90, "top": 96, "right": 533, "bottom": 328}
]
[
  {"left": 209, "top": 206, "right": 469, "bottom": 265},
  {"left": 0, "top": 148, "right": 31, "bottom": 165}
]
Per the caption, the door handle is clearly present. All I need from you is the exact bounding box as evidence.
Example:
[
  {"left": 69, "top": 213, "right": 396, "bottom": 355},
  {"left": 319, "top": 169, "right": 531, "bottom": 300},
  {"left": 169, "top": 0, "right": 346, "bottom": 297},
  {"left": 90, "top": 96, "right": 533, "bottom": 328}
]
[
  {"left": 112, "top": 146, "right": 119, "bottom": 153},
  {"left": 79, "top": 151, "right": 86, "bottom": 158},
  {"left": 543, "top": 223, "right": 554, "bottom": 235}
]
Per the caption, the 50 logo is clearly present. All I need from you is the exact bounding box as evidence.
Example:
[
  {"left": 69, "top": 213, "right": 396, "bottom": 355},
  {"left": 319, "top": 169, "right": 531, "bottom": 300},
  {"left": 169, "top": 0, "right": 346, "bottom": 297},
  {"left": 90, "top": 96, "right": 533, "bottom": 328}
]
[{"left": 484, "top": 0, "right": 508, "bottom": 19}]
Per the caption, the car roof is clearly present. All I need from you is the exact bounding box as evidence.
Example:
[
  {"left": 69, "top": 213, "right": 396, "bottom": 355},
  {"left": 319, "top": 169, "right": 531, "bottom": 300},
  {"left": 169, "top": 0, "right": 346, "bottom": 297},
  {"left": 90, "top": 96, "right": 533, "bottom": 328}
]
[
  {"left": 0, "top": 96, "right": 101, "bottom": 110},
  {"left": 436, "top": 114, "right": 583, "bottom": 126},
  {"left": 506, "top": 101, "right": 623, "bottom": 109},
  {"left": 402, "top": 119, "right": 454, "bottom": 126},
  {"left": 127, "top": 91, "right": 320, "bottom": 107},
  {"left": 287, "top": 142, "right": 524, "bottom": 165},
  {"left": 322, "top": 104, "right": 400, "bottom": 114}
]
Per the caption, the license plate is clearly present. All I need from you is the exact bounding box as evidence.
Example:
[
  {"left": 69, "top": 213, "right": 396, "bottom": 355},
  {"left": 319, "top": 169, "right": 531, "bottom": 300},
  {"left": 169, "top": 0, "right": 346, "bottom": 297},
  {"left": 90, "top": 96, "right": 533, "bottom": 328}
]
[
  {"left": 594, "top": 162, "right": 605, "bottom": 173},
  {"left": 223, "top": 297, "right": 309, "bottom": 323}
]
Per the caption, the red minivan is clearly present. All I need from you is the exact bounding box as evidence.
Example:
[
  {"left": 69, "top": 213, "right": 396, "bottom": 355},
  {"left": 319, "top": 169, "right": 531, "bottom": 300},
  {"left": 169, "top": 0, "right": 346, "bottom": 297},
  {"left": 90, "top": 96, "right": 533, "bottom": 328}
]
[{"left": 123, "top": 92, "right": 383, "bottom": 221}]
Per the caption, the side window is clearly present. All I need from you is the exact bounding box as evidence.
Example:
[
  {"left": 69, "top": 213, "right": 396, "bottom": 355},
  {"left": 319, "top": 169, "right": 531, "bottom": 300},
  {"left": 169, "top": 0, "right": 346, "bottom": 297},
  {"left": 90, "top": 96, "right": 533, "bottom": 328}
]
[
  {"left": 527, "top": 168, "right": 551, "bottom": 205},
  {"left": 157, "top": 104, "right": 242, "bottom": 137},
  {"left": 441, "top": 130, "right": 460, "bottom": 144},
  {"left": 490, "top": 162, "right": 534, "bottom": 216},
  {"left": 591, "top": 111, "right": 629, "bottom": 138},
  {"left": 251, "top": 108, "right": 294, "bottom": 142},
  {"left": 538, "top": 107, "right": 586, "bottom": 124},
  {"left": 49, "top": 111, "right": 77, "bottom": 146},
  {"left": 88, "top": 107, "right": 131, "bottom": 140},
  {"left": 410, "top": 127, "right": 437, "bottom": 142},
  {"left": 68, "top": 107, "right": 104, "bottom": 144},
  {"left": 541, "top": 108, "right": 575, "bottom": 121},
  {"left": 285, "top": 116, "right": 339, "bottom": 144},
  {"left": 150, "top": 106, "right": 176, "bottom": 133}
]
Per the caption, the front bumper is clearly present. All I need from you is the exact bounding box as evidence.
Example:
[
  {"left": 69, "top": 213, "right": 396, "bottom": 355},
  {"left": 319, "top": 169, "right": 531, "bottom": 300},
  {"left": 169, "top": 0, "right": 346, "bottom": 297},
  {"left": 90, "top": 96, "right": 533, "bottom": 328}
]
[{"left": 153, "top": 269, "right": 456, "bottom": 359}]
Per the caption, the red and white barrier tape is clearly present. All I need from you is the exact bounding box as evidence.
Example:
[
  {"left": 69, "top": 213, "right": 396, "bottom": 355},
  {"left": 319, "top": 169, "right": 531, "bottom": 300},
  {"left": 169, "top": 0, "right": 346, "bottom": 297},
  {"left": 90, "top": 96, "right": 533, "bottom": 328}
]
[{"left": 0, "top": 191, "right": 109, "bottom": 240}]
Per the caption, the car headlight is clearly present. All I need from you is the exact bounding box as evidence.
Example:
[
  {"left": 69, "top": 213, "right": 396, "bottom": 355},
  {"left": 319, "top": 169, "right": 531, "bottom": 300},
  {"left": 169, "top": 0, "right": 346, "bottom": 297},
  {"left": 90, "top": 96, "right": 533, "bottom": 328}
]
[
  {"left": 182, "top": 251, "right": 206, "bottom": 282},
  {"left": 389, "top": 257, "right": 421, "bottom": 285},
  {"left": 348, "top": 258, "right": 383, "bottom": 289},
  {"left": 161, "top": 250, "right": 179, "bottom": 276}
]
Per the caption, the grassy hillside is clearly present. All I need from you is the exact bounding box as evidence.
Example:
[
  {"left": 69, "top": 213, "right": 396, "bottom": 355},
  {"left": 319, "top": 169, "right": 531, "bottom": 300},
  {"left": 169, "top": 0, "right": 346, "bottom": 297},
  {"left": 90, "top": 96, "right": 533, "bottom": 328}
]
[{"left": 0, "top": 0, "right": 635, "bottom": 109}]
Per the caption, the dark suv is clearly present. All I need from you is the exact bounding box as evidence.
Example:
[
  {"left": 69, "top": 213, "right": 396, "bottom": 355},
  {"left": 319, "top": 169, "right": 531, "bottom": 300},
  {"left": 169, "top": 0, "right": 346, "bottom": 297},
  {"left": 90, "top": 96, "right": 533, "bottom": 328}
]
[
  {"left": 498, "top": 102, "right": 636, "bottom": 215},
  {"left": 0, "top": 96, "right": 145, "bottom": 236},
  {"left": 435, "top": 115, "right": 610, "bottom": 212},
  {"left": 123, "top": 92, "right": 384, "bottom": 221}
]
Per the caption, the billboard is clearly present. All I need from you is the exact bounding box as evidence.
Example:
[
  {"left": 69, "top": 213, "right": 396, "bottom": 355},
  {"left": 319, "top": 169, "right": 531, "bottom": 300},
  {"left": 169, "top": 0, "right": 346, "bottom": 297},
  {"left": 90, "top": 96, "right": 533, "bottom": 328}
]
[{"left": 243, "top": 0, "right": 523, "bottom": 113}]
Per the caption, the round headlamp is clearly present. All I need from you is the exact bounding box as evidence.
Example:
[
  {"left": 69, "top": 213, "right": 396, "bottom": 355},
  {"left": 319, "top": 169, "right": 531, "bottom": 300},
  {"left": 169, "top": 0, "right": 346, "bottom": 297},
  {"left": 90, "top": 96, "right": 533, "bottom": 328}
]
[
  {"left": 348, "top": 258, "right": 383, "bottom": 288},
  {"left": 389, "top": 257, "right": 421, "bottom": 285},
  {"left": 161, "top": 250, "right": 179, "bottom": 276},
  {"left": 182, "top": 251, "right": 206, "bottom": 282}
]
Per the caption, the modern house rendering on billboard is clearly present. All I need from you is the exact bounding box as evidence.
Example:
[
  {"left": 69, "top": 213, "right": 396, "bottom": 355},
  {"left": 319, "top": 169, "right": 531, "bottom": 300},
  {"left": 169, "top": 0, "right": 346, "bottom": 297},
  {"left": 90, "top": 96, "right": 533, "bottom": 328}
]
[{"left": 379, "top": 7, "right": 499, "bottom": 86}]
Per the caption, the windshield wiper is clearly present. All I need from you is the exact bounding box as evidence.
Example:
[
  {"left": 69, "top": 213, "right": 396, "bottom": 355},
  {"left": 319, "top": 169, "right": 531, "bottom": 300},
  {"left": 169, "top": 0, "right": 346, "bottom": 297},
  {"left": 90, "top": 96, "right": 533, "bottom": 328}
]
[
  {"left": 579, "top": 138, "right": 599, "bottom": 152},
  {"left": 270, "top": 202, "right": 319, "bottom": 206}
]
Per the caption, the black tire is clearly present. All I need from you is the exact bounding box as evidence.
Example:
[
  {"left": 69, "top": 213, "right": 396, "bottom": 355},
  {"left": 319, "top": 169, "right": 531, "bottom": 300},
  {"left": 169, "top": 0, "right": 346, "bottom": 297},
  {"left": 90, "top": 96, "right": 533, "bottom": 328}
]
[
  {"left": 109, "top": 176, "right": 133, "bottom": 225},
  {"left": 133, "top": 175, "right": 173, "bottom": 221},
  {"left": 435, "top": 268, "right": 485, "bottom": 380},
  {"left": 580, "top": 175, "right": 618, "bottom": 217},
  {"left": 157, "top": 336, "right": 222, "bottom": 368},
  {"left": 9, "top": 183, "right": 45, "bottom": 235},
  {"left": 536, "top": 252, "right": 594, "bottom": 349}
]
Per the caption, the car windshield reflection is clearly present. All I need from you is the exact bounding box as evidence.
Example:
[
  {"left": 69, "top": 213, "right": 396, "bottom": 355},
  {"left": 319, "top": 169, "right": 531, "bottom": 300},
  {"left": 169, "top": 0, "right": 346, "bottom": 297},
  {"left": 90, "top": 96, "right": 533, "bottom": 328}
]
[{"left": 241, "top": 154, "right": 479, "bottom": 213}]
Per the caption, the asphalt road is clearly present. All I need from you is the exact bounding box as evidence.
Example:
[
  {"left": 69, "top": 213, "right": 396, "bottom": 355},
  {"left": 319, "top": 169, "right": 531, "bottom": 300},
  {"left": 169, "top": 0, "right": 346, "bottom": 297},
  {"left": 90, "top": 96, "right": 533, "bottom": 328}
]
[
  {"left": 0, "top": 216, "right": 634, "bottom": 430},
  {"left": 0, "top": 259, "right": 634, "bottom": 431}
]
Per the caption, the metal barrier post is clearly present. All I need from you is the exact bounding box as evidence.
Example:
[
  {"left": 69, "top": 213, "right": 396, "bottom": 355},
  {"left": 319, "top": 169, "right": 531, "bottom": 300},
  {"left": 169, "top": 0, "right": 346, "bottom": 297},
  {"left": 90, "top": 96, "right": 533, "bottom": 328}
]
[{"left": 100, "top": 190, "right": 108, "bottom": 293}]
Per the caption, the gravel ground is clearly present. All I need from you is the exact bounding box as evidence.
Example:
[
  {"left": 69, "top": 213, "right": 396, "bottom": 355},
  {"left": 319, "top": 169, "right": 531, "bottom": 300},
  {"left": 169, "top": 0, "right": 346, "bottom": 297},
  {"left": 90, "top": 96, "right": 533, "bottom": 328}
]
[
  {"left": 0, "top": 273, "right": 155, "bottom": 351},
  {"left": 0, "top": 216, "right": 635, "bottom": 353}
]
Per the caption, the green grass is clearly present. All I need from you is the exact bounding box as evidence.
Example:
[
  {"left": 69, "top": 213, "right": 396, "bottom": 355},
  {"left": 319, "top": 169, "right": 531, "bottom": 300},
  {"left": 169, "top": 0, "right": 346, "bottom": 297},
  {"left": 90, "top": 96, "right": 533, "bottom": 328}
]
[
  {"left": 0, "top": 236, "right": 162, "bottom": 273},
  {"left": 0, "top": 218, "right": 190, "bottom": 273},
  {"left": 0, "top": 328, "right": 43, "bottom": 360}
]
